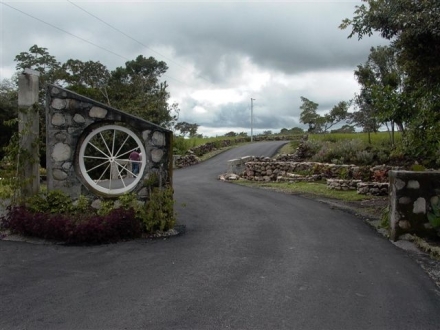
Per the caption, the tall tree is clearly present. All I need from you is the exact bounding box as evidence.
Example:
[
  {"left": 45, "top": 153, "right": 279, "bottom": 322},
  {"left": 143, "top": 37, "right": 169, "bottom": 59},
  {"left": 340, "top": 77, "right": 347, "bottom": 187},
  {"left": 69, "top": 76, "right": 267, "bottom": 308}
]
[
  {"left": 340, "top": 0, "right": 440, "bottom": 164},
  {"left": 14, "top": 44, "right": 62, "bottom": 93},
  {"left": 322, "top": 101, "right": 350, "bottom": 133},
  {"left": 175, "top": 122, "right": 199, "bottom": 138},
  {"left": 352, "top": 46, "right": 407, "bottom": 144},
  {"left": 108, "top": 55, "right": 177, "bottom": 126},
  {"left": 340, "top": 0, "right": 440, "bottom": 88},
  {"left": 61, "top": 59, "right": 111, "bottom": 104},
  {"left": 299, "top": 96, "right": 320, "bottom": 133}
]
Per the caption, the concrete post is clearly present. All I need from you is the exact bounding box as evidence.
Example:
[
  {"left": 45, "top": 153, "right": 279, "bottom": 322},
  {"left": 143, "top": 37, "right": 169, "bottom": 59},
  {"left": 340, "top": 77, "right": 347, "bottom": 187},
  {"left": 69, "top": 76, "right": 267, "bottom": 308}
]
[{"left": 18, "top": 68, "right": 40, "bottom": 198}]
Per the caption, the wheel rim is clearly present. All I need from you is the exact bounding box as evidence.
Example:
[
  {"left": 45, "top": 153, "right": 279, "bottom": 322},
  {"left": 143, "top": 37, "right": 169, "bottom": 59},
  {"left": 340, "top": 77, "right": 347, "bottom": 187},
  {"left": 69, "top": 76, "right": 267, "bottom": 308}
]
[{"left": 78, "top": 125, "right": 146, "bottom": 196}]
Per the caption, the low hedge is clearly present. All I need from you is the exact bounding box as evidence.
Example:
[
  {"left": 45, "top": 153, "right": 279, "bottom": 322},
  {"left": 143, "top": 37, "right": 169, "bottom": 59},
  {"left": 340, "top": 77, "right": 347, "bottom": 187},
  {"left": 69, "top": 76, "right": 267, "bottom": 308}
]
[{"left": 1, "top": 206, "right": 142, "bottom": 244}]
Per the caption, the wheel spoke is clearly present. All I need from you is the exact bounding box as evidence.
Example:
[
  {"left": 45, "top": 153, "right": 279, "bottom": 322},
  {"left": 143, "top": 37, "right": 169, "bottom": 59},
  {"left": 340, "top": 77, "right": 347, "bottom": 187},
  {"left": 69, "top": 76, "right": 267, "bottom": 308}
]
[
  {"left": 111, "top": 129, "right": 116, "bottom": 159},
  {"left": 83, "top": 155, "right": 109, "bottom": 160},
  {"left": 99, "top": 132, "right": 113, "bottom": 157},
  {"left": 86, "top": 159, "right": 110, "bottom": 174},
  {"left": 115, "top": 163, "right": 129, "bottom": 188},
  {"left": 96, "top": 163, "right": 111, "bottom": 182},
  {"left": 88, "top": 141, "right": 110, "bottom": 158},
  {"left": 114, "top": 134, "right": 131, "bottom": 158}
]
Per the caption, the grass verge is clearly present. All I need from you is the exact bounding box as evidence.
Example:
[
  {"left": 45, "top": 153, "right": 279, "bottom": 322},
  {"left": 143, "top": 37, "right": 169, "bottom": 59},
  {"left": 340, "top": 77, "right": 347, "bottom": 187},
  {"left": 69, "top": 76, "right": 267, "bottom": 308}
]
[{"left": 235, "top": 180, "right": 378, "bottom": 202}]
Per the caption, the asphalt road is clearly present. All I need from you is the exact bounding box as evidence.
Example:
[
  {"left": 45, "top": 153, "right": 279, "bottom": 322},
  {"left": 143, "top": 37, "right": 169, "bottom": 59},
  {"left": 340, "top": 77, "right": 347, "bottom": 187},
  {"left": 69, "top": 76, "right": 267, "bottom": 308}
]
[{"left": 1, "top": 141, "right": 440, "bottom": 330}]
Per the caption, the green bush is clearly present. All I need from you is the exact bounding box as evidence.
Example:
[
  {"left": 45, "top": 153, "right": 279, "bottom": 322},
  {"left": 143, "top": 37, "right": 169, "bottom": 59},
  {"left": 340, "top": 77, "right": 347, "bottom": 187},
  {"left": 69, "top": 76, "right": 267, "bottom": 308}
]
[{"left": 304, "top": 137, "right": 395, "bottom": 166}]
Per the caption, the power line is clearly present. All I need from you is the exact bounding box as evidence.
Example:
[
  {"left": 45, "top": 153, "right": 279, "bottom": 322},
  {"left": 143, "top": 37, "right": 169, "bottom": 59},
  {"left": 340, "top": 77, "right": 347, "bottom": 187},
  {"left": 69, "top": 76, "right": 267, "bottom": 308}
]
[
  {"left": 1, "top": 2, "right": 128, "bottom": 61},
  {"left": 0, "top": 1, "right": 186, "bottom": 84},
  {"left": 66, "top": 0, "right": 211, "bottom": 84},
  {"left": 66, "top": 0, "right": 188, "bottom": 71}
]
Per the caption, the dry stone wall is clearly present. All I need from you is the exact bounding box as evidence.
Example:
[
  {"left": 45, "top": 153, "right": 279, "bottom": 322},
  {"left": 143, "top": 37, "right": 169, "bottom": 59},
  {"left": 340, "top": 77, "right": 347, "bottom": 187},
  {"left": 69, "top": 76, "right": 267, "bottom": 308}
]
[{"left": 226, "top": 157, "right": 394, "bottom": 196}]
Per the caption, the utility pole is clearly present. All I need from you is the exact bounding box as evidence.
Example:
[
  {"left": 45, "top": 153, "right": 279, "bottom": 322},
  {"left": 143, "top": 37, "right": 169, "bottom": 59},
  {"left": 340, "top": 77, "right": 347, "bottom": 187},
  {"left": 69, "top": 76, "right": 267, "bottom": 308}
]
[{"left": 250, "top": 98, "right": 255, "bottom": 142}]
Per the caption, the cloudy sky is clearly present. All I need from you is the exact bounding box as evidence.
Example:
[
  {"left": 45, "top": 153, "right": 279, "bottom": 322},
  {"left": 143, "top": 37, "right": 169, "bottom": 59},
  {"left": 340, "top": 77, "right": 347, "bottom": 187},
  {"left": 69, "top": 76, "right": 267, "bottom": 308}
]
[{"left": 0, "top": 0, "right": 386, "bottom": 136}]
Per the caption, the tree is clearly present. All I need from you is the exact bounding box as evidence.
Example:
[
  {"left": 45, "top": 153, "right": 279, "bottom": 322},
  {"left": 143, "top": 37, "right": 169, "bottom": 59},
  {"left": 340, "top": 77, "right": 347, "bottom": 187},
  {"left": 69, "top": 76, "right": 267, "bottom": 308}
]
[
  {"left": 348, "top": 92, "right": 380, "bottom": 144},
  {"left": 340, "top": 0, "right": 440, "bottom": 88},
  {"left": 0, "top": 79, "right": 18, "bottom": 160},
  {"left": 262, "top": 130, "right": 272, "bottom": 136},
  {"left": 175, "top": 122, "right": 199, "bottom": 138},
  {"left": 331, "top": 125, "right": 356, "bottom": 134},
  {"left": 322, "top": 101, "right": 349, "bottom": 133},
  {"left": 224, "top": 131, "right": 237, "bottom": 137},
  {"left": 109, "top": 55, "right": 177, "bottom": 127},
  {"left": 14, "top": 44, "right": 62, "bottom": 96},
  {"left": 359, "top": 46, "right": 408, "bottom": 145},
  {"left": 299, "top": 96, "right": 320, "bottom": 133},
  {"left": 61, "top": 59, "right": 111, "bottom": 104},
  {"left": 340, "top": 0, "right": 440, "bottom": 165},
  {"left": 290, "top": 127, "right": 304, "bottom": 134}
]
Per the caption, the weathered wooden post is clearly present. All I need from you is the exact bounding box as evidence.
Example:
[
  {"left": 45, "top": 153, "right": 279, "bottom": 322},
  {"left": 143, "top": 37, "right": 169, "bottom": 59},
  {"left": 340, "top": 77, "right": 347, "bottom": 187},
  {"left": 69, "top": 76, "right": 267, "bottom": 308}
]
[{"left": 17, "top": 68, "right": 40, "bottom": 198}]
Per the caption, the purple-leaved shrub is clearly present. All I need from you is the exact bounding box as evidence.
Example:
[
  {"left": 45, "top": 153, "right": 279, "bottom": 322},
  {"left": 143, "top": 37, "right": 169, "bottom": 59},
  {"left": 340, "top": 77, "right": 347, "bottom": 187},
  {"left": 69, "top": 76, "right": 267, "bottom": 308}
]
[{"left": 0, "top": 205, "right": 142, "bottom": 244}]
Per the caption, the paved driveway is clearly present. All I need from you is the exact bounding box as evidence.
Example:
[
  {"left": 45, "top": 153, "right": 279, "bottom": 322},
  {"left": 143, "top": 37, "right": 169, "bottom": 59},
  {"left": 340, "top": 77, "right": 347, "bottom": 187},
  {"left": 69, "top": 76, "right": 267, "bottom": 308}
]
[{"left": 1, "top": 141, "right": 440, "bottom": 330}]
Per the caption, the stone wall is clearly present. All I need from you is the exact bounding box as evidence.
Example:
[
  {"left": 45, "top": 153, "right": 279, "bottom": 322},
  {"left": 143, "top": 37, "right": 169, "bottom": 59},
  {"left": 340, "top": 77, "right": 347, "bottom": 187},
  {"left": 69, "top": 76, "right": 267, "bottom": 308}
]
[
  {"left": 46, "top": 84, "right": 172, "bottom": 202},
  {"left": 240, "top": 161, "right": 397, "bottom": 183},
  {"left": 225, "top": 158, "right": 393, "bottom": 196},
  {"left": 389, "top": 171, "right": 440, "bottom": 241}
]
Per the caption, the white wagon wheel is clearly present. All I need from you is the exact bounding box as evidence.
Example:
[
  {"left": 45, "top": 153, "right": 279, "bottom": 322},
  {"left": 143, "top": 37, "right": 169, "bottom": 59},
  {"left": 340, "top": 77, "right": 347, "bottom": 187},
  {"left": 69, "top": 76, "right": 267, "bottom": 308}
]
[{"left": 78, "top": 124, "right": 146, "bottom": 196}]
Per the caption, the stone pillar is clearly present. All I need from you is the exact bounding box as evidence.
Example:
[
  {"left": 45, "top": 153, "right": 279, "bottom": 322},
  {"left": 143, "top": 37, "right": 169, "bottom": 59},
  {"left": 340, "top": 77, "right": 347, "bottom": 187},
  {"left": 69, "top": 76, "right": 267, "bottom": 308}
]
[{"left": 18, "top": 68, "right": 40, "bottom": 198}]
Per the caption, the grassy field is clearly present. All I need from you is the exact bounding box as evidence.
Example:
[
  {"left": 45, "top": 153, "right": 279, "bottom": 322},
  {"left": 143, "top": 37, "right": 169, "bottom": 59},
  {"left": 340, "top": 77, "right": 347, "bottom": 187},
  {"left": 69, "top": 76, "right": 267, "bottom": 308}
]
[{"left": 235, "top": 180, "right": 378, "bottom": 202}]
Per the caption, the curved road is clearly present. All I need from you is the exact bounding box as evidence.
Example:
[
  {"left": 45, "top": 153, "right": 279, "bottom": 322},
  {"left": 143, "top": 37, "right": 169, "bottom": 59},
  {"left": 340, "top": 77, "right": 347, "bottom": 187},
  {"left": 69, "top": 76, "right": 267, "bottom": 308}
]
[{"left": 1, "top": 141, "right": 440, "bottom": 329}]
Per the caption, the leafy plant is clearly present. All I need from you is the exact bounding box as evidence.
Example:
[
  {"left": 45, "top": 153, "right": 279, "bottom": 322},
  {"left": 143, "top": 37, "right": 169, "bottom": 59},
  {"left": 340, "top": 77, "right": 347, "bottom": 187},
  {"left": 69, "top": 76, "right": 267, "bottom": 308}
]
[
  {"left": 142, "top": 186, "right": 176, "bottom": 233},
  {"left": 380, "top": 206, "right": 390, "bottom": 230},
  {"left": 410, "top": 164, "right": 425, "bottom": 172},
  {"left": 338, "top": 168, "right": 350, "bottom": 180},
  {"left": 427, "top": 196, "right": 440, "bottom": 228}
]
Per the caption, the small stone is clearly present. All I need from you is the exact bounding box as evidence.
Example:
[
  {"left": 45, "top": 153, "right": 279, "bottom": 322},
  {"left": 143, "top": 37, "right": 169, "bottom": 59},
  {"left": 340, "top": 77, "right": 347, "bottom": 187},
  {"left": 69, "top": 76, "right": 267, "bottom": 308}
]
[
  {"left": 398, "top": 220, "right": 411, "bottom": 230},
  {"left": 73, "top": 113, "right": 86, "bottom": 124},
  {"left": 413, "top": 197, "right": 426, "bottom": 214},
  {"left": 51, "top": 98, "right": 67, "bottom": 110},
  {"left": 51, "top": 113, "right": 65, "bottom": 126},
  {"left": 91, "top": 199, "right": 102, "bottom": 209},
  {"left": 53, "top": 169, "right": 68, "bottom": 180},
  {"left": 152, "top": 131, "right": 166, "bottom": 146},
  {"left": 52, "top": 143, "right": 71, "bottom": 162},
  {"left": 89, "top": 106, "right": 107, "bottom": 118},
  {"left": 407, "top": 180, "right": 420, "bottom": 189},
  {"left": 395, "top": 179, "right": 406, "bottom": 190},
  {"left": 151, "top": 148, "right": 164, "bottom": 163},
  {"left": 399, "top": 197, "right": 412, "bottom": 205}
]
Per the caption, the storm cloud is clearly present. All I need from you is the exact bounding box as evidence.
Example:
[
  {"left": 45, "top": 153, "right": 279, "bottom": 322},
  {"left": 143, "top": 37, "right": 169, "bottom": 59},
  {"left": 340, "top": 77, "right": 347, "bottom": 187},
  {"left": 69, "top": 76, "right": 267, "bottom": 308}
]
[{"left": 1, "top": 0, "right": 387, "bottom": 136}]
